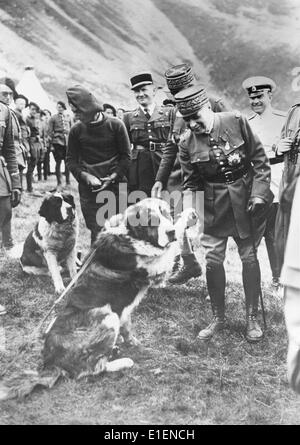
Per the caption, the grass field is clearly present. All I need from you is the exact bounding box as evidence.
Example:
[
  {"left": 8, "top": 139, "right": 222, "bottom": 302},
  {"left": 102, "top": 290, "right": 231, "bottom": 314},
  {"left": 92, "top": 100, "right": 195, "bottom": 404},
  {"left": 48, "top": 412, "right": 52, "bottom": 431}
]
[{"left": 0, "top": 176, "right": 300, "bottom": 425}]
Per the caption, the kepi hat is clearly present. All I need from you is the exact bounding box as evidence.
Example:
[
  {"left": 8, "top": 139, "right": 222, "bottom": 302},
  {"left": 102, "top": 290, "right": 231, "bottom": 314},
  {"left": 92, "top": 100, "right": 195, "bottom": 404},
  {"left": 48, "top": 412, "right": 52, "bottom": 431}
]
[
  {"left": 130, "top": 72, "right": 153, "bottom": 90},
  {"left": 165, "top": 63, "right": 194, "bottom": 95},
  {"left": 175, "top": 85, "right": 209, "bottom": 117}
]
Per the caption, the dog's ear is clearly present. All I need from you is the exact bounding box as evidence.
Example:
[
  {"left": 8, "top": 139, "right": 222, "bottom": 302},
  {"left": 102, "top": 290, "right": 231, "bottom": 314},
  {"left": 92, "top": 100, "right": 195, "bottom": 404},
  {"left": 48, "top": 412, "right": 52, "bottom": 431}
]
[
  {"left": 39, "top": 198, "right": 50, "bottom": 220},
  {"left": 62, "top": 193, "right": 75, "bottom": 208}
]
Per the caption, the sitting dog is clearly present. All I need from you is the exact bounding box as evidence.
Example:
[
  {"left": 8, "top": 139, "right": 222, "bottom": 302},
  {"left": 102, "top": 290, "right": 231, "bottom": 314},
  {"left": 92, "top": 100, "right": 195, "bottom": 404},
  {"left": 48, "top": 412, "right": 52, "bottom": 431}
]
[
  {"left": 0, "top": 198, "right": 198, "bottom": 400},
  {"left": 20, "top": 193, "right": 79, "bottom": 294}
]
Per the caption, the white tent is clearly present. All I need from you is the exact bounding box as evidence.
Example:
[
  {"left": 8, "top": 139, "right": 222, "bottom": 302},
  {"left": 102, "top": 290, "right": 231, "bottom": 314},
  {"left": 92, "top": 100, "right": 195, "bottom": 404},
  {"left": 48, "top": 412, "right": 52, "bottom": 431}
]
[{"left": 16, "top": 66, "right": 56, "bottom": 113}]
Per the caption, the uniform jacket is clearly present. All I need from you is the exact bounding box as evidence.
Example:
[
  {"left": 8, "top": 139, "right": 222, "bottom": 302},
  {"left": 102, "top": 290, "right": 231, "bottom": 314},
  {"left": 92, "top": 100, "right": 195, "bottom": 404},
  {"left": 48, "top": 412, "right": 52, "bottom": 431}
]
[
  {"left": 248, "top": 107, "right": 286, "bottom": 201},
  {"left": 14, "top": 109, "right": 30, "bottom": 154},
  {"left": 282, "top": 176, "right": 300, "bottom": 393},
  {"left": 48, "top": 112, "right": 73, "bottom": 147},
  {"left": 275, "top": 103, "right": 300, "bottom": 271},
  {"left": 11, "top": 109, "right": 26, "bottom": 168},
  {"left": 156, "top": 96, "right": 230, "bottom": 187},
  {"left": 123, "top": 104, "right": 172, "bottom": 147},
  {"left": 280, "top": 103, "right": 300, "bottom": 197},
  {"left": 0, "top": 103, "right": 21, "bottom": 196},
  {"left": 179, "top": 111, "right": 272, "bottom": 238},
  {"left": 123, "top": 104, "right": 174, "bottom": 193}
]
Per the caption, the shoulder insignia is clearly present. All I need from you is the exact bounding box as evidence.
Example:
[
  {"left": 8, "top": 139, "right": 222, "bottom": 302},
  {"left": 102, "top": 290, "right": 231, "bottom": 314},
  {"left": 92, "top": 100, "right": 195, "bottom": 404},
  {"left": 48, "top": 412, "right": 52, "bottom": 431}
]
[{"left": 235, "top": 111, "right": 241, "bottom": 118}]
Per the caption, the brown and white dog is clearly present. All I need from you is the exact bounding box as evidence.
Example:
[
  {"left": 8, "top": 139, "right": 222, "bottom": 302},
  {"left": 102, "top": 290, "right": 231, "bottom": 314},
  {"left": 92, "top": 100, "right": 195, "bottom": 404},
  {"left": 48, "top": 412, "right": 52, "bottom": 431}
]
[
  {"left": 0, "top": 198, "right": 198, "bottom": 400},
  {"left": 20, "top": 193, "right": 79, "bottom": 294}
]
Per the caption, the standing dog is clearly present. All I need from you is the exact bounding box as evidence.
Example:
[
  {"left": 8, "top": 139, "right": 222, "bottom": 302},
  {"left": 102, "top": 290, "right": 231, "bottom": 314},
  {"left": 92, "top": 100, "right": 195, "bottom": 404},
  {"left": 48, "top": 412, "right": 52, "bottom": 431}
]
[
  {"left": 20, "top": 193, "right": 79, "bottom": 294},
  {"left": 0, "top": 198, "right": 198, "bottom": 400}
]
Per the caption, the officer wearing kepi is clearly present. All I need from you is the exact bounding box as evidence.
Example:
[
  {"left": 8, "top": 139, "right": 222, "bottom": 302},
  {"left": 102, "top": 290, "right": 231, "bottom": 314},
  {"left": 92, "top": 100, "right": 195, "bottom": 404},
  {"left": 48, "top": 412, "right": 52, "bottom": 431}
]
[
  {"left": 152, "top": 63, "right": 229, "bottom": 284},
  {"left": 0, "top": 86, "right": 21, "bottom": 252},
  {"left": 242, "top": 76, "right": 286, "bottom": 287},
  {"left": 175, "top": 85, "right": 273, "bottom": 342},
  {"left": 123, "top": 72, "right": 174, "bottom": 197}
]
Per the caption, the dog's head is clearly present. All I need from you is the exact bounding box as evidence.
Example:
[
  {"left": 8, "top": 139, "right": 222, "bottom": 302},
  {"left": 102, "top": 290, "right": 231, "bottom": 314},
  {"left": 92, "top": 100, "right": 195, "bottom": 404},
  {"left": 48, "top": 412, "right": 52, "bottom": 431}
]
[
  {"left": 105, "top": 198, "right": 176, "bottom": 248},
  {"left": 39, "top": 193, "right": 76, "bottom": 224}
]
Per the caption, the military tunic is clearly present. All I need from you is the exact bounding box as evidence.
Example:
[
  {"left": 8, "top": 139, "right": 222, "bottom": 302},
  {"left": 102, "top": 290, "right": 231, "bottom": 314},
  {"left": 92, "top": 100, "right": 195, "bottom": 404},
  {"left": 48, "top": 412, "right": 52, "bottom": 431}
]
[
  {"left": 0, "top": 103, "right": 20, "bottom": 197},
  {"left": 179, "top": 111, "right": 272, "bottom": 239},
  {"left": 156, "top": 95, "right": 230, "bottom": 189},
  {"left": 248, "top": 108, "right": 286, "bottom": 202},
  {"left": 123, "top": 104, "right": 173, "bottom": 196},
  {"left": 275, "top": 103, "right": 300, "bottom": 271}
]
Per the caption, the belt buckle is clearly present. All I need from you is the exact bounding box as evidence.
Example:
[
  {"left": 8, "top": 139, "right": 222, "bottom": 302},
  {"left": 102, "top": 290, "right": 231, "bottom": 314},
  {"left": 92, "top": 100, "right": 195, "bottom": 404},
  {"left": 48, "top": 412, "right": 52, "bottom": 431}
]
[
  {"left": 224, "top": 171, "right": 234, "bottom": 184},
  {"left": 149, "top": 142, "right": 156, "bottom": 152}
]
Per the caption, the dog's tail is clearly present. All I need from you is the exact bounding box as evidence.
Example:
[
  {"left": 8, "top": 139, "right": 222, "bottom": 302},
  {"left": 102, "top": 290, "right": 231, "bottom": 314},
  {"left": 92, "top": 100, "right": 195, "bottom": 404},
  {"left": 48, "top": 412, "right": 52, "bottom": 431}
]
[
  {"left": 6, "top": 242, "right": 24, "bottom": 260},
  {"left": 0, "top": 368, "right": 63, "bottom": 402}
]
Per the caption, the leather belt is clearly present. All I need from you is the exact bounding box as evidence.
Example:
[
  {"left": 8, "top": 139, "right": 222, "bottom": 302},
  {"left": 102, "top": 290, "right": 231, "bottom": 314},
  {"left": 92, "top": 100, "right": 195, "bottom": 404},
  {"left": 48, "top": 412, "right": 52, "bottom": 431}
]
[
  {"left": 149, "top": 142, "right": 166, "bottom": 152},
  {"left": 135, "top": 142, "right": 166, "bottom": 152},
  {"left": 207, "top": 167, "right": 248, "bottom": 184},
  {"left": 269, "top": 157, "right": 283, "bottom": 165}
]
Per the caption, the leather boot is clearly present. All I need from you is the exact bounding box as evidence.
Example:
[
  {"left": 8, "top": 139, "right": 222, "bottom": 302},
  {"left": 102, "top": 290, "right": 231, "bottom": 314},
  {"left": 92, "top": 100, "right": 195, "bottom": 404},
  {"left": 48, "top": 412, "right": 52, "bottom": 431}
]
[
  {"left": 197, "top": 264, "right": 225, "bottom": 340},
  {"left": 168, "top": 254, "right": 202, "bottom": 285},
  {"left": 243, "top": 261, "right": 263, "bottom": 342}
]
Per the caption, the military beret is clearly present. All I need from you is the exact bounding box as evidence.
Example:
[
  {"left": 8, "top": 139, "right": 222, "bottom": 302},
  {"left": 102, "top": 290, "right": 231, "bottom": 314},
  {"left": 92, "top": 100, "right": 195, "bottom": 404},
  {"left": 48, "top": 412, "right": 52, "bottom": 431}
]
[
  {"left": 130, "top": 72, "right": 153, "bottom": 90},
  {"left": 242, "top": 76, "right": 276, "bottom": 96},
  {"left": 175, "top": 85, "right": 209, "bottom": 117},
  {"left": 164, "top": 63, "right": 194, "bottom": 94}
]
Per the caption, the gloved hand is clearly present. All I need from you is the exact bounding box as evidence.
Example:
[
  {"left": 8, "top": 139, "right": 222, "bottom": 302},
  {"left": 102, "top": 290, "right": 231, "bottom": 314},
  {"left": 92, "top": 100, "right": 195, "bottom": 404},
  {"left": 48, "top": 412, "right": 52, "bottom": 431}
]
[
  {"left": 97, "top": 173, "right": 118, "bottom": 192},
  {"left": 11, "top": 189, "right": 22, "bottom": 208},
  {"left": 247, "top": 197, "right": 266, "bottom": 215},
  {"left": 151, "top": 181, "right": 163, "bottom": 199},
  {"left": 80, "top": 171, "right": 103, "bottom": 190},
  {"left": 277, "top": 137, "right": 293, "bottom": 155}
]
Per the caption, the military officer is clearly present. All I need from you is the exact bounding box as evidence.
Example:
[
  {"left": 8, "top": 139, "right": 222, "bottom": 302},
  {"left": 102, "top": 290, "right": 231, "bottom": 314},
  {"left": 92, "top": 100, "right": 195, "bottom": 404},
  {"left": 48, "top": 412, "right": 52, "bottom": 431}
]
[
  {"left": 175, "top": 85, "right": 272, "bottom": 342},
  {"left": 242, "top": 76, "right": 286, "bottom": 287},
  {"left": 123, "top": 72, "right": 174, "bottom": 197},
  {"left": 282, "top": 175, "right": 300, "bottom": 393},
  {"left": 275, "top": 99, "right": 300, "bottom": 274},
  {"left": 0, "top": 84, "right": 22, "bottom": 251},
  {"left": 152, "top": 63, "right": 229, "bottom": 284}
]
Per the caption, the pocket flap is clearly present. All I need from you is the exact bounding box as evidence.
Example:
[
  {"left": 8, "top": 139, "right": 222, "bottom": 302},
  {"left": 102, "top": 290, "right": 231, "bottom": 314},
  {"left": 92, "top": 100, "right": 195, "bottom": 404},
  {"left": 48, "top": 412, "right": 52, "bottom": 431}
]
[{"left": 190, "top": 150, "right": 210, "bottom": 163}]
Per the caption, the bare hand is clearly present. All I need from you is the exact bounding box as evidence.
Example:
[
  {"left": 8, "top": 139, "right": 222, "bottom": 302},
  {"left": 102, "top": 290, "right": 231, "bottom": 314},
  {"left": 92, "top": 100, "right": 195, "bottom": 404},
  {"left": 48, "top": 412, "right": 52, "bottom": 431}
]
[
  {"left": 151, "top": 181, "right": 163, "bottom": 199},
  {"left": 277, "top": 137, "right": 293, "bottom": 155}
]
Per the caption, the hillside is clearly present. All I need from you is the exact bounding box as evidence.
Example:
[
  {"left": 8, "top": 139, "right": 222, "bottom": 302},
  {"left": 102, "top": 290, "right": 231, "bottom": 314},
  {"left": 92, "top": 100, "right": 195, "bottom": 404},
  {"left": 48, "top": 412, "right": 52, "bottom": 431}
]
[{"left": 0, "top": 0, "right": 299, "bottom": 110}]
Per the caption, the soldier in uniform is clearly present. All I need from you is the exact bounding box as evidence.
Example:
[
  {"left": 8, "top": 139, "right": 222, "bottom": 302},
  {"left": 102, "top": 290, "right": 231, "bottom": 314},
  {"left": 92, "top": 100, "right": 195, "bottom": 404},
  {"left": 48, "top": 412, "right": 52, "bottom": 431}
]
[
  {"left": 275, "top": 100, "right": 300, "bottom": 273},
  {"left": 175, "top": 85, "right": 272, "bottom": 342},
  {"left": 242, "top": 76, "right": 286, "bottom": 287},
  {"left": 0, "top": 82, "right": 22, "bottom": 250},
  {"left": 123, "top": 72, "right": 173, "bottom": 197},
  {"left": 152, "top": 63, "right": 229, "bottom": 284},
  {"left": 0, "top": 88, "right": 21, "bottom": 315},
  {"left": 281, "top": 175, "right": 300, "bottom": 393}
]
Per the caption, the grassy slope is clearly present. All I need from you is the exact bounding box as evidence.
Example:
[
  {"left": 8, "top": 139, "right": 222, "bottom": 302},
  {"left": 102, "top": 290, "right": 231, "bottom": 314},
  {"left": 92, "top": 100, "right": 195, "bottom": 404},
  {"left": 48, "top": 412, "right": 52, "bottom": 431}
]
[{"left": 0, "top": 176, "right": 300, "bottom": 424}]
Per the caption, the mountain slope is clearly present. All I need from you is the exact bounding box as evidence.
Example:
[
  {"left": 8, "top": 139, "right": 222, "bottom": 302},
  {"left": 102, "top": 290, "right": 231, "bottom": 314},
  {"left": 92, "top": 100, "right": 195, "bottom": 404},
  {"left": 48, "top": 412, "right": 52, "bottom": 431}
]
[{"left": 0, "top": 0, "right": 299, "bottom": 110}]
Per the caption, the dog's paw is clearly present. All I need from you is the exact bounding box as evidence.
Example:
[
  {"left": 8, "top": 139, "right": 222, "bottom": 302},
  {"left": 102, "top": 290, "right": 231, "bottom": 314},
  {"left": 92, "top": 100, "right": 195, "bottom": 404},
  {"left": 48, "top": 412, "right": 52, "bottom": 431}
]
[
  {"left": 105, "top": 358, "right": 134, "bottom": 372},
  {"left": 181, "top": 208, "right": 199, "bottom": 229},
  {"left": 54, "top": 284, "right": 65, "bottom": 295}
]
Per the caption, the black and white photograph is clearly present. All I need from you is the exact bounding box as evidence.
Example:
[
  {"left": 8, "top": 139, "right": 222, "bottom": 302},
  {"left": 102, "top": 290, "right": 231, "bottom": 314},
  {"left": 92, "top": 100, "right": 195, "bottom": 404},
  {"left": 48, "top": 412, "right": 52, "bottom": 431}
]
[{"left": 0, "top": 0, "right": 300, "bottom": 427}]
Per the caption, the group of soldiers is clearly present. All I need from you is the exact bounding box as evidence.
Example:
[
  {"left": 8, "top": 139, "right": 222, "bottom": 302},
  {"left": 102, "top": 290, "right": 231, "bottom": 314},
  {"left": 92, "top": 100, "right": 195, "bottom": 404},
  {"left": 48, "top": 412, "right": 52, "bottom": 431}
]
[{"left": 1, "top": 63, "right": 299, "bottom": 347}]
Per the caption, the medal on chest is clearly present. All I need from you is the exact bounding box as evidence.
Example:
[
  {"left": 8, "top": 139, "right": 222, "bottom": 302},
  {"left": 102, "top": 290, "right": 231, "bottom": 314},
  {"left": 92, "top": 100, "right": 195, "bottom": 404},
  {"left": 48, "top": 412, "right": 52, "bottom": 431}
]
[{"left": 227, "top": 152, "right": 242, "bottom": 166}]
